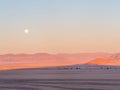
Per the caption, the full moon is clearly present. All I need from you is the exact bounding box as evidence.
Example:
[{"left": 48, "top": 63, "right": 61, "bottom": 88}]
[{"left": 24, "top": 29, "right": 29, "bottom": 34}]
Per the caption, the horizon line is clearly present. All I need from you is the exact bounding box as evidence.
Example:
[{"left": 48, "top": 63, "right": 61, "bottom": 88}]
[{"left": 0, "top": 52, "right": 117, "bottom": 55}]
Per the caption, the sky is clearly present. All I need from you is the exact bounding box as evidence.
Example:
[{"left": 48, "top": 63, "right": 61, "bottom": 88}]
[{"left": 0, "top": 0, "right": 120, "bottom": 54}]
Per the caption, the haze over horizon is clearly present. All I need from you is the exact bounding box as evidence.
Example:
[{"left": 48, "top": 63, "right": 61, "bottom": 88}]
[{"left": 0, "top": 0, "right": 120, "bottom": 54}]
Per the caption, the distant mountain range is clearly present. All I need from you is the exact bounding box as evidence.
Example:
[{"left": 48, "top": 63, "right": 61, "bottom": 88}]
[{"left": 0, "top": 52, "right": 120, "bottom": 70}]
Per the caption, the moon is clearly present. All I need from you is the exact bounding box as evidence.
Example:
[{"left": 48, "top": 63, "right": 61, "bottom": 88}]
[{"left": 24, "top": 29, "right": 29, "bottom": 34}]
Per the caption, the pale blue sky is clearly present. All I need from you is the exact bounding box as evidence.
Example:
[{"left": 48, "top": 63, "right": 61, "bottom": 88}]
[{"left": 0, "top": 0, "right": 120, "bottom": 54}]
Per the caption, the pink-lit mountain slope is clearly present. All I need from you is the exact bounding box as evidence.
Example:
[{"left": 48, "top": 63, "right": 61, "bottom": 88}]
[
  {"left": 87, "top": 53, "right": 120, "bottom": 65},
  {"left": 0, "top": 52, "right": 112, "bottom": 70}
]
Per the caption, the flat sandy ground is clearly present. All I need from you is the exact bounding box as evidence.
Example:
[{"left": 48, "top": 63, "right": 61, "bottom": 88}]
[{"left": 0, "top": 69, "right": 120, "bottom": 90}]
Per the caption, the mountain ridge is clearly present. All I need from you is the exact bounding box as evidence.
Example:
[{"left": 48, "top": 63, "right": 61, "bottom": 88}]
[{"left": 0, "top": 52, "right": 120, "bottom": 70}]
